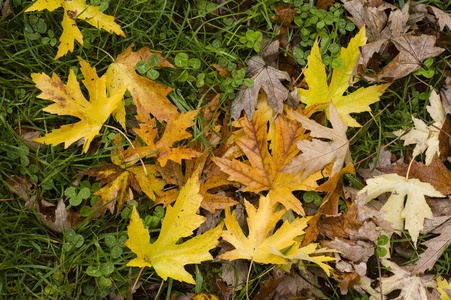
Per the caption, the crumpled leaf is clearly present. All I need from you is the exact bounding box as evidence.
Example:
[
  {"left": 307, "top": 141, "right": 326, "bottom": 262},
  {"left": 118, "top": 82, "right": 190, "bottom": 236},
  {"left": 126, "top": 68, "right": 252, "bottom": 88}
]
[
  {"left": 33, "top": 59, "right": 127, "bottom": 152},
  {"left": 216, "top": 109, "right": 322, "bottom": 215},
  {"left": 26, "top": 0, "right": 125, "bottom": 59},
  {"left": 125, "top": 171, "right": 223, "bottom": 284},
  {"left": 297, "top": 25, "right": 390, "bottom": 127},
  {"left": 283, "top": 102, "right": 352, "bottom": 179},
  {"left": 394, "top": 90, "right": 446, "bottom": 165},
  {"left": 231, "top": 43, "right": 291, "bottom": 120},
  {"left": 358, "top": 173, "right": 444, "bottom": 245},
  {"left": 106, "top": 44, "right": 178, "bottom": 128}
]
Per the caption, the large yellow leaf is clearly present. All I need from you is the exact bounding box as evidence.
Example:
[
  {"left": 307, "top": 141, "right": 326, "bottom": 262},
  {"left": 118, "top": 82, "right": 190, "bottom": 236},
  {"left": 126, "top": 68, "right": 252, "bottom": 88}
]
[
  {"left": 33, "top": 59, "right": 127, "bottom": 152},
  {"left": 125, "top": 171, "right": 222, "bottom": 284},
  {"left": 216, "top": 110, "right": 322, "bottom": 215},
  {"left": 358, "top": 173, "right": 444, "bottom": 245},
  {"left": 219, "top": 195, "right": 307, "bottom": 264},
  {"left": 106, "top": 45, "right": 178, "bottom": 128},
  {"left": 26, "top": 0, "right": 125, "bottom": 59},
  {"left": 299, "top": 25, "right": 390, "bottom": 127}
]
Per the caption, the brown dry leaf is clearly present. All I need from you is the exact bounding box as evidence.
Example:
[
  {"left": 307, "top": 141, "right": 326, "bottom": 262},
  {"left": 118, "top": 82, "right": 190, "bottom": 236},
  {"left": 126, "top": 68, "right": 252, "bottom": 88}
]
[
  {"left": 427, "top": 5, "right": 451, "bottom": 31},
  {"left": 406, "top": 219, "right": 451, "bottom": 275},
  {"left": 303, "top": 163, "right": 355, "bottom": 245},
  {"left": 439, "top": 114, "right": 451, "bottom": 160},
  {"left": 253, "top": 272, "right": 295, "bottom": 300},
  {"left": 377, "top": 33, "right": 444, "bottom": 81},
  {"left": 231, "top": 43, "right": 291, "bottom": 120},
  {"left": 342, "top": 0, "right": 402, "bottom": 42},
  {"left": 440, "top": 77, "right": 451, "bottom": 115},
  {"left": 270, "top": 5, "right": 297, "bottom": 27},
  {"left": 1, "top": 0, "right": 11, "bottom": 20},
  {"left": 8, "top": 175, "right": 83, "bottom": 232},
  {"left": 216, "top": 109, "right": 321, "bottom": 215},
  {"left": 378, "top": 155, "right": 451, "bottom": 195},
  {"left": 358, "top": 260, "right": 436, "bottom": 299},
  {"left": 316, "top": 0, "right": 335, "bottom": 10},
  {"left": 283, "top": 102, "right": 351, "bottom": 180},
  {"left": 106, "top": 44, "right": 178, "bottom": 128},
  {"left": 132, "top": 109, "right": 201, "bottom": 167},
  {"left": 81, "top": 135, "right": 166, "bottom": 214}
]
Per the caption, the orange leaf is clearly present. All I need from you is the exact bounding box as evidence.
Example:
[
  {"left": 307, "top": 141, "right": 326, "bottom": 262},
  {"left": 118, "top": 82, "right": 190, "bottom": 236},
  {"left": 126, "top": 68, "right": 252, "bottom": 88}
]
[
  {"left": 216, "top": 110, "right": 321, "bottom": 215},
  {"left": 133, "top": 109, "right": 201, "bottom": 166},
  {"left": 106, "top": 44, "right": 178, "bottom": 128}
]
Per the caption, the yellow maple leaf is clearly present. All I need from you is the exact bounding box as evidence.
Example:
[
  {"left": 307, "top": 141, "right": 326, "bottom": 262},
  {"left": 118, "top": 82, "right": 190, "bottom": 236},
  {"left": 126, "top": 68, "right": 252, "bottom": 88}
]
[
  {"left": 125, "top": 171, "right": 223, "bottom": 284},
  {"left": 26, "top": 0, "right": 125, "bottom": 59},
  {"left": 106, "top": 45, "right": 178, "bottom": 128},
  {"left": 33, "top": 59, "right": 127, "bottom": 152},
  {"left": 437, "top": 276, "right": 451, "bottom": 300},
  {"left": 220, "top": 195, "right": 334, "bottom": 274},
  {"left": 216, "top": 110, "right": 322, "bottom": 215},
  {"left": 219, "top": 195, "right": 306, "bottom": 264},
  {"left": 299, "top": 25, "right": 390, "bottom": 127},
  {"left": 81, "top": 135, "right": 165, "bottom": 214}
]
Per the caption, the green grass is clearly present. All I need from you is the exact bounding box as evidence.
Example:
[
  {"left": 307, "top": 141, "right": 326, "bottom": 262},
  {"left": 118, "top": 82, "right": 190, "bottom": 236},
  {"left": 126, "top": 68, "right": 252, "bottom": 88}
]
[{"left": 2, "top": 0, "right": 451, "bottom": 299}]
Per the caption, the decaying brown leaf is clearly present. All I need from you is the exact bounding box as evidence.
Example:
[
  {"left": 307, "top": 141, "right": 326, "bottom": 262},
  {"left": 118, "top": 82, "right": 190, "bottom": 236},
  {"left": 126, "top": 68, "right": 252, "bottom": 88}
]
[
  {"left": 406, "top": 218, "right": 451, "bottom": 275},
  {"left": 8, "top": 175, "right": 84, "bottom": 232},
  {"left": 231, "top": 41, "right": 291, "bottom": 121},
  {"left": 376, "top": 33, "right": 444, "bottom": 81}
]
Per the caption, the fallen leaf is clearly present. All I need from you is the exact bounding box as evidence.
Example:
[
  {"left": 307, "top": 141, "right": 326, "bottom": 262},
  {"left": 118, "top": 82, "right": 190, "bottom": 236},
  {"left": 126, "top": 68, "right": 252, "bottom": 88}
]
[
  {"left": 132, "top": 109, "right": 201, "bottom": 167},
  {"left": 81, "top": 135, "right": 166, "bottom": 214},
  {"left": 231, "top": 41, "right": 291, "bottom": 120},
  {"left": 440, "top": 77, "right": 451, "bottom": 115},
  {"left": 125, "top": 171, "right": 223, "bottom": 284},
  {"left": 32, "top": 59, "right": 127, "bottom": 152},
  {"left": 220, "top": 195, "right": 333, "bottom": 275},
  {"left": 394, "top": 90, "right": 446, "bottom": 164},
  {"left": 358, "top": 173, "right": 444, "bottom": 245},
  {"left": 283, "top": 103, "right": 352, "bottom": 179},
  {"left": 358, "top": 260, "right": 436, "bottom": 300},
  {"left": 1, "top": 0, "right": 11, "bottom": 20},
  {"left": 297, "top": 25, "right": 390, "bottom": 127},
  {"left": 406, "top": 220, "right": 451, "bottom": 275},
  {"left": 437, "top": 277, "right": 451, "bottom": 300},
  {"left": 427, "top": 5, "right": 451, "bottom": 32},
  {"left": 378, "top": 155, "right": 451, "bottom": 195},
  {"left": 216, "top": 109, "right": 321, "bottom": 215},
  {"left": 377, "top": 33, "right": 444, "bottom": 81},
  {"left": 25, "top": 0, "right": 125, "bottom": 59},
  {"left": 270, "top": 5, "right": 297, "bottom": 27},
  {"left": 219, "top": 195, "right": 306, "bottom": 264},
  {"left": 106, "top": 44, "right": 178, "bottom": 128},
  {"left": 316, "top": 0, "right": 335, "bottom": 10}
]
